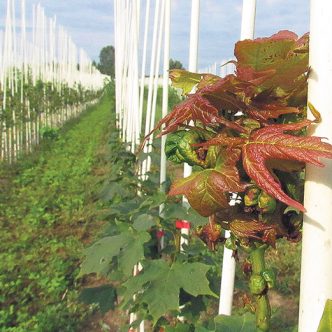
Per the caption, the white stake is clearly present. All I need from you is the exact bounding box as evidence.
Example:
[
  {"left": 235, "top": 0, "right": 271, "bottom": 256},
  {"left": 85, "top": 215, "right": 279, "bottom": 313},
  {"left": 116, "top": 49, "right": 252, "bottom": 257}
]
[
  {"left": 159, "top": 0, "right": 171, "bottom": 251},
  {"left": 218, "top": 0, "right": 256, "bottom": 316},
  {"left": 180, "top": 0, "right": 200, "bottom": 250},
  {"left": 138, "top": 0, "right": 150, "bottom": 137},
  {"left": 141, "top": 0, "right": 161, "bottom": 178},
  {"left": 299, "top": 1, "right": 332, "bottom": 331}
]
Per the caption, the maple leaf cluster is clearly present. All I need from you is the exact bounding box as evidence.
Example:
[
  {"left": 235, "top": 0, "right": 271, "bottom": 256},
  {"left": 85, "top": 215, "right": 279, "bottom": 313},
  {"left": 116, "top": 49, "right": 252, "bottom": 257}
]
[{"left": 146, "top": 30, "right": 332, "bottom": 247}]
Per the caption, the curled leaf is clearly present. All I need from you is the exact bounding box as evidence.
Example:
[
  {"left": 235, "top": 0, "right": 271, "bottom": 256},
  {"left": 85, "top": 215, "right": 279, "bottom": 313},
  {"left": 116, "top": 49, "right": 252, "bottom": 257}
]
[
  {"left": 246, "top": 103, "right": 300, "bottom": 122},
  {"left": 242, "top": 120, "right": 332, "bottom": 212},
  {"left": 169, "top": 168, "right": 245, "bottom": 217},
  {"left": 229, "top": 219, "right": 277, "bottom": 247},
  {"left": 169, "top": 150, "right": 246, "bottom": 217}
]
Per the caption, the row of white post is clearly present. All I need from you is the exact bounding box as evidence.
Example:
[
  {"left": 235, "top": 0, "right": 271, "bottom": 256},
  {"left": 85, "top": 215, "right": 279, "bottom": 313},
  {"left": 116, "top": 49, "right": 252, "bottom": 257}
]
[
  {"left": 113, "top": 0, "right": 332, "bottom": 331},
  {"left": 0, "top": 0, "right": 106, "bottom": 162}
]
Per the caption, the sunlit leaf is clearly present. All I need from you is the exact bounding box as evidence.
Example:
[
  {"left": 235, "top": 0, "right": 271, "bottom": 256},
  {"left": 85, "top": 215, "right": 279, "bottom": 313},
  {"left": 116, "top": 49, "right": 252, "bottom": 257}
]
[
  {"left": 169, "top": 150, "right": 246, "bottom": 217},
  {"left": 235, "top": 30, "right": 309, "bottom": 91},
  {"left": 169, "top": 69, "right": 219, "bottom": 96},
  {"left": 242, "top": 120, "right": 332, "bottom": 211},
  {"left": 156, "top": 93, "right": 245, "bottom": 136}
]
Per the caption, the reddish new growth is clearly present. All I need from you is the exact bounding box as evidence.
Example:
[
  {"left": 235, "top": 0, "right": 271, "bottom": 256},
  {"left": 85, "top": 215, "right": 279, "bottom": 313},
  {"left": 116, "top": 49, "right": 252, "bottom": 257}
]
[{"left": 145, "top": 30, "right": 332, "bottom": 216}]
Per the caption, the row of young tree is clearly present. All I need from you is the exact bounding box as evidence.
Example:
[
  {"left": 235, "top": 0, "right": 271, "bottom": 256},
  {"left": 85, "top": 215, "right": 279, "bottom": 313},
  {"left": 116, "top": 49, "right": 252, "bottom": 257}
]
[{"left": 0, "top": 0, "right": 107, "bottom": 163}]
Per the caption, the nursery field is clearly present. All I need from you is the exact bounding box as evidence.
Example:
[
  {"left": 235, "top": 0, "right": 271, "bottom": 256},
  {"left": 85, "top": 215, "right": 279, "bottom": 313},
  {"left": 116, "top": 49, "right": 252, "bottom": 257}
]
[
  {"left": 0, "top": 86, "right": 301, "bottom": 331},
  {"left": 0, "top": 90, "right": 115, "bottom": 331}
]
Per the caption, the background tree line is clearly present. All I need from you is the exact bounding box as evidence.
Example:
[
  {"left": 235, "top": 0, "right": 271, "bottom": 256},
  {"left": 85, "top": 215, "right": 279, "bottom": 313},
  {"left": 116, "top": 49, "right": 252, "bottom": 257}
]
[{"left": 94, "top": 45, "right": 184, "bottom": 78}]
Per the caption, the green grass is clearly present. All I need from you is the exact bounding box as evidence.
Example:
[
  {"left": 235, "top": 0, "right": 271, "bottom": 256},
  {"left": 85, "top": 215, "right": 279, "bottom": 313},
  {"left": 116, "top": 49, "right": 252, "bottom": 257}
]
[{"left": 0, "top": 91, "right": 115, "bottom": 331}]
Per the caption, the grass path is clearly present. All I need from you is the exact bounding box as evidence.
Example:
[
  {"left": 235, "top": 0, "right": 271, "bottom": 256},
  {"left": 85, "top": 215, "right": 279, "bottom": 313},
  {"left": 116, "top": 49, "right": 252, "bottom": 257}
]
[{"left": 0, "top": 92, "right": 115, "bottom": 331}]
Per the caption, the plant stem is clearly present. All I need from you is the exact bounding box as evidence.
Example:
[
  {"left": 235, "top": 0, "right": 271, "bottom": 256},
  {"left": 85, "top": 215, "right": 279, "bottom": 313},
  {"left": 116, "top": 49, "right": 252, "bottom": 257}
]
[{"left": 250, "top": 245, "right": 271, "bottom": 332}]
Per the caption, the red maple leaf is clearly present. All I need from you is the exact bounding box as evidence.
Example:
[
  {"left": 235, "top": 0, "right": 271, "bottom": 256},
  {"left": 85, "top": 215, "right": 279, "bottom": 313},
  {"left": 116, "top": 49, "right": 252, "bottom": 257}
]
[
  {"left": 168, "top": 149, "right": 246, "bottom": 217},
  {"left": 242, "top": 120, "right": 332, "bottom": 211},
  {"left": 246, "top": 103, "right": 300, "bottom": 122},
  {"left": 151, "top": 92, "right": 246, "bottom": 138}
]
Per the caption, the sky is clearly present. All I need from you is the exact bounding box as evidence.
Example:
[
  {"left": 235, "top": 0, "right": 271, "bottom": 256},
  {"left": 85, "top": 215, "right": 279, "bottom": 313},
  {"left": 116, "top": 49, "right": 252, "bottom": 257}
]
[{"left": 0, "top": 0, "right": 309, "bottom": 70}]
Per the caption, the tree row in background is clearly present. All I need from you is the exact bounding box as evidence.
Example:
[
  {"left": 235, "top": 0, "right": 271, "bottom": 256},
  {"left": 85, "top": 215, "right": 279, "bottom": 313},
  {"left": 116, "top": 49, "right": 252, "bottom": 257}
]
[{"left": 0, "top": 0, "right": 107, "bottom": 163}]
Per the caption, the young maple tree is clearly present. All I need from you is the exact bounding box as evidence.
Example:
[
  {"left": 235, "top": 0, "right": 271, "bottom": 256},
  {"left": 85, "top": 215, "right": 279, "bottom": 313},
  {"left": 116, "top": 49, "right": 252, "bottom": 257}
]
[{"left": 146, "top": 30, "right": 332, "bottom": 331}]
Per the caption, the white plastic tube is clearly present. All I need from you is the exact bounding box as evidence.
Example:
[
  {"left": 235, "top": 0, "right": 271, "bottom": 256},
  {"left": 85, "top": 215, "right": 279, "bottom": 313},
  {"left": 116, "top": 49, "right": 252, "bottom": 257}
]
[
  {"left": 240, "top": 0, "right": 256, "bottom": 40},
  {"left": 158, "top": 0, "right": 171, "bottom": 252},
  {"left": 299, "top": 1, "right": 332, "bottom": 331},
  {"left": 218, "top": 0, "right": 256, "bottom": 316},
  {"left": 160, "top": 0, "right": 170, "bottom": 188},
  {"left": 180, "top": 0, "right": 200, "bottom": 250}
]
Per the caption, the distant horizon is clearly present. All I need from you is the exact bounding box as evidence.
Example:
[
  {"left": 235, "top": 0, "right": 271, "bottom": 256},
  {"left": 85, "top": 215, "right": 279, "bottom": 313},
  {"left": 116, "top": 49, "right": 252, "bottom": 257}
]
[{"left": 0, "top": 0, "right": 309, "bottom": 71}]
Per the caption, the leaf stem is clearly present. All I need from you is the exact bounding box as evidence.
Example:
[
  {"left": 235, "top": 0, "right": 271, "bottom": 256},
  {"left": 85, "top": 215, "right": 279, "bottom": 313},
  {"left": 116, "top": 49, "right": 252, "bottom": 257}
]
[{"left": 250, "top": 245, "right": 271, "bottom": 332}]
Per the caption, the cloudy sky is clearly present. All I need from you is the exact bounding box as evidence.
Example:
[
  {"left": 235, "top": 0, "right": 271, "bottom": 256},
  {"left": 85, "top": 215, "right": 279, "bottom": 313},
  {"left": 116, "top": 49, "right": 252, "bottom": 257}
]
[{"left": 0, "top": 0, "right": 309, "bottom": 70}]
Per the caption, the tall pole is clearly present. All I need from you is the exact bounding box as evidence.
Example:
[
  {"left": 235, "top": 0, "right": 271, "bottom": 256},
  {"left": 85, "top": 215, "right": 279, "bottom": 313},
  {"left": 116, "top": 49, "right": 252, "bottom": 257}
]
[
  {"left": 160, "top": 0, "right": 170, "bottom": 188},
  {"left": 180, "top": 0, "right": 200, "bottom": 249},
  {"left": 299, "top": 1, "right": 332, "bottom": 331},
  {"left": 159, "top": 0, "right": 171, "bottom": 251},
  {"left": 218, "top": 0, "right": 256, "bottom": 316},
  {"left": 240, "top": 0, "right": 256, "bottom": 40}
]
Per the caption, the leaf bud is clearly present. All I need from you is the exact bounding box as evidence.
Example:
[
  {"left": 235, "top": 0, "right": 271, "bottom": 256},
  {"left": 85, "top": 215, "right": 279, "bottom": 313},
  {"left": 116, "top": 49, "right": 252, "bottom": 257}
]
[
  {"left": 249, "top": 274, "right": 267, "bottom": 295},
  {"left": 262, "top": 269, "right": 276, "bottom": 289},
  {"left": 244, "top": 186, "right": 261, "bottom": 206},
  {"left": 225, "top": 237, "right": 237, "bottom": 251},
  {"left": 258, "top": 191, "right": 277, "bottom": 213}
]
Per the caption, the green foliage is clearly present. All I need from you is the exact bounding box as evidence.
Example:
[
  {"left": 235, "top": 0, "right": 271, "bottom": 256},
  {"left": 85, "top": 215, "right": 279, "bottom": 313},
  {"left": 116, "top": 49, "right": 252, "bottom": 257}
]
[
  {"left": 169, "top": 58, "right": 185, "bottom": 70},
  {"left": 97, "top": 45, "right": 115, "bottom": 77},
  {"left": 122, "top": 260, "right": 216, "bottom": 323},
  {"left": 40, "top": 126, "right": 60, "bottom": 140},
  {"left": 214, "top": 313, "right": 256, "bottom": 331},
  {"left": 80, "top": 229, "right": 151, "bottom": 277},
  {"left": 79, "top": 285, "right": 117, "bottom": 314},
  {"left": 0, "top": 90, "right": 114, "bottom": 330}
]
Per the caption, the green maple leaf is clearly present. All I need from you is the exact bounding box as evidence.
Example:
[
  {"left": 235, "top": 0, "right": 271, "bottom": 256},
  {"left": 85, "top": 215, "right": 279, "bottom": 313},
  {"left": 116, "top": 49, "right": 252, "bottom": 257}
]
[
  {"left": 214, "top": 313, "right": 256, "bottom": 332},
  {"left": 122, "top": 260, "right": 216, "bottom": 323},
  {"left": 169, "top": 69, "right": 219, "bottom": 96},
  {"left": 79, "top": 285, "right": 116, "bottom": 314},
  {"left": 80, "top": 230, "right": 150, "bottom": 277}
]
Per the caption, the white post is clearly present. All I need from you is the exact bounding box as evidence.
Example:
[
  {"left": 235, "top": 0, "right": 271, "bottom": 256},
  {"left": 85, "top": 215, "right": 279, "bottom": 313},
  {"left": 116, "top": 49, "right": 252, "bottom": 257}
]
[
  {"left": 180, "top": 0, "right": 200, "bottom": 249},
  {"left": 299, "top": 1, "right": 332, "bottom": 331},
  {"left": 138, "top": 0, "right": 150, "bottom": 137},
  {"left": 160, "top": 0, "right": 170, "bottom": 188},
  {"left": 159, "top": 0, "right": 171, "bottom": 251},
  {"left": 141, "top": 0, "right": 161, "bottom": 178},
  {"left": 218, "top": 0, "right": 256, "bottom": 316},
  {"left": 240, "top": 0, "right": 256, "bottom": 40}
]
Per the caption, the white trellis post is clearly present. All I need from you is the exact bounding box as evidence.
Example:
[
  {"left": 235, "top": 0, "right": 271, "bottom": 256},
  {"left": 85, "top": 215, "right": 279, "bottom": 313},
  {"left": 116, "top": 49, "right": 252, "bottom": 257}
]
[
  {"left": 159, "top": 0, "right": 171, "bottom": 251},
  {"left": 180, "top": 0, "right": 200, "bottom": 249},
  {"left": 218, "top": 0, "right": 256, "bottom": 316},
  {"left": 141, "top": 0, "right": 161, "bottom": 178},
  {"left": 299, "top": 1, "right": 332, "bottom": 331}
]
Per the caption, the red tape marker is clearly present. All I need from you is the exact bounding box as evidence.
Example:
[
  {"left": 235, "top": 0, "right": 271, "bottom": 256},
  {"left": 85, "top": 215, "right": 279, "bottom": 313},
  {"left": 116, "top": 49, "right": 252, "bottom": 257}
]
[
  {"left": 175, "top": 220, "right": 190, "bottom": 229},
  {"left": 156, "top": 230, "right": 165, "bottom": 238}
]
